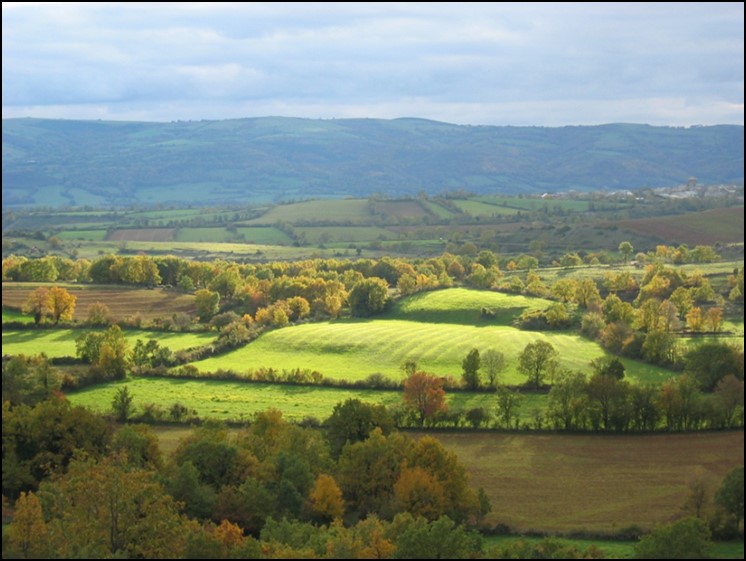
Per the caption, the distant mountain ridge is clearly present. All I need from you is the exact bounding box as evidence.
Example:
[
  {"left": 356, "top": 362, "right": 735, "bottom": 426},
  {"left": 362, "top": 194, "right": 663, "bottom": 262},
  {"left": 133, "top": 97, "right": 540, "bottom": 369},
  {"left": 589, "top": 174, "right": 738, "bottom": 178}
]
[{"left": 2, "top": 117, "right": 743, "bottom": 207}]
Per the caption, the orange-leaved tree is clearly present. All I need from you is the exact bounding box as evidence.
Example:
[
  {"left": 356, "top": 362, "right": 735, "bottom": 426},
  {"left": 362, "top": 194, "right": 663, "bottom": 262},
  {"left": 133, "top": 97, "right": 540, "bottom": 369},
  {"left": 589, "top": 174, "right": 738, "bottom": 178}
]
[{"left": 403, "top": 371, "right": 447, "bottom": 427}]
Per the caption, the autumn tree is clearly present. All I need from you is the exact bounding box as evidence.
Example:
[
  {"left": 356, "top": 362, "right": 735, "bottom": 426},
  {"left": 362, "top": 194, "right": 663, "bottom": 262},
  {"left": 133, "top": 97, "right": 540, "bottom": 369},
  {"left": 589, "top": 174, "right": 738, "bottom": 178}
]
[
  {"left": 7, "top": 491, "right": 49, "bottom": 559},
  {"left": 309, "top": 474, "right": 345, "bottom": 522},
  {"left": 394, "top": 466, "right": 447, "bottom": 520},
  {"left": 46, "top": 286, "right": 77, "bottom": 324},
  {"left": 41, "top": 455, "right": 191, "bottom": 559},
  {"left": 518, "top": 340, "right": 558, "bottom": 389},
  {"left": 86, "top": 301, "right": 112, "bottom": 326},
  {"left": 461, "top": 348, "right": 481, "bottom": 390},
  {"left": 404, "top": 371, "right": 447, "bottom": 427},
  {"left": 22, "top": 287, "right": 51, "bottom": 324}
]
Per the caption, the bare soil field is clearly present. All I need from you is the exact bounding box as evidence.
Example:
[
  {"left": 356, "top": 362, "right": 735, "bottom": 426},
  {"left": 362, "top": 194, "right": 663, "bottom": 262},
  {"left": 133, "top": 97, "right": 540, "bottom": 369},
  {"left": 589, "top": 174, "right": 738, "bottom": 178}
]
[
  {"left": 615, "top": 207, "right": 744, "bottom": 245},
  {"left": 419, "top": 430, "right": 744, "bottom": 533},
  {"left": 2, "top": 283, "right": 195, "bottom": 321}
]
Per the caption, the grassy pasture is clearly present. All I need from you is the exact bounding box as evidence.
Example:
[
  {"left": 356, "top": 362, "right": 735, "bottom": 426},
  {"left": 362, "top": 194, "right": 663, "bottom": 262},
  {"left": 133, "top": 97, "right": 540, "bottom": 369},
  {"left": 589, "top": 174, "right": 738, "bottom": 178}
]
[
  {"left": 236, "top": 227, "right": 294, "bottom": 245},
  {"left": 1, "top": 284, "right": 196, "bottom": 321},
  {"left": 191, "top": 288, "right": 673, "bottom": 385},
  {"left": 483, "top": 536, "right": 744, "bottom": 559},
  {"left": 2, "top": 307, "right": 33, "bottom": 324},
  {"left": 54, "top": 229, "right": 109, "bottom": 241},
  {"left": 191, "top": 319, "right": 672, "bottom": 385},
  {"left": 247, "top": 199, "right": 372, "bottom": 224},
  {"left": 294, "top": 226, "right": 395, "bottom": 243},
  {"left": 615, "top": 206, "right": 744, "bottom": 245},
  {"left": 451, "top": 199, "right": 519, "bottom": 216},
  {"left": 107, "top": 228, "right": 176, "bottom": 242},
  {"left": 2, "top": 328, "right": 215, "bottom": 358},
  {"left": 427, "top": 430, "right": 744, "bottom": 533},
  {"left": 65, "top": 376, "right": 544, "bottom": 423},
  {"left": 422, "top": 200, "right": 456, "bottom": 218}
]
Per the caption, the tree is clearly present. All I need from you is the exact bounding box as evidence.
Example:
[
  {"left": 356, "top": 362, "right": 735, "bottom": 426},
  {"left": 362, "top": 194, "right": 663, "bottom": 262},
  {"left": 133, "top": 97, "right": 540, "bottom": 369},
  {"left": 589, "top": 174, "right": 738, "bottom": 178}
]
[
  {"left": 86, "top": 302, "right": 112, "bottom": 326},
  {"left": 715, "top": 466, "right": 744, "bottom": 529},
  {"left": 461, "top": 348, "right": 481, "bottom": 390},
  {"left": 495, "top": 386, "right": 522, "bottom": 429},
  {"left": 482, "top": 349, "right": 506, "bottom": 388},
  {"left": 590, "top": 356, "right": 625, "bottom": 380},
  {"left": 547, "top": 371, "right": 588, "bottom": 431},
  {"left": 8, "top": 491, "right": 49, "bottom": 559},
  {"left": 309, "top": 474, "right": 345, "bottom": 521},
  {"left": 22, "top": 287, "right": 51, "bottom": 324},
  {"left": 195, "top": 289, "right": 220, "bottom": 322},
  {"left": 112, "top": 385, "right": 135, "bottom": 422},
  {"left": 684, "top": 343, "right": 742, "bottom": 391},
  {"left": 391, "top": 514, "right": 483, "bottom": 560},
  {"left": 348, "top": 277, "right": 389, "bottom": 317},
  {"left": 324, "top": 398, "right": 394, "bottom": 457},
  {"left": 683, "top": 468, "right": 710, "bottom": 519},
  {"left": 704, "top": 307, "right": 723, "bottom": 333},
  {"left": 619, "top": 241, "right": 634, "bottom": 264},
  {"left": 634, "top": 517, "right": 713, "bottom": 559},
  {"left": 47, "top": 286, "right": 77, "bottom": 324},
  {"left": 518, "top": 340, "right": 558, "bottom": 389},
  {"left": 394, "top": 467, "right": 447, "bottom": 520},
  {"left": 41, "top": 455, "right": 191, "bottom": 559},
  {"left": 404, "top": 372, "right": 447, "bottom": 427}
]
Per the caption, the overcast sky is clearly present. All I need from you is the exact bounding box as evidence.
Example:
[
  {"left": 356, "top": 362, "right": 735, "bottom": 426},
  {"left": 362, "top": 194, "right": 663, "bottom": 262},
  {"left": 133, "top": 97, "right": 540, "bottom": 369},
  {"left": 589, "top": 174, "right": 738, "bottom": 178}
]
[{"left": 2, "top": 2, "right": 743, "bottom": 126}]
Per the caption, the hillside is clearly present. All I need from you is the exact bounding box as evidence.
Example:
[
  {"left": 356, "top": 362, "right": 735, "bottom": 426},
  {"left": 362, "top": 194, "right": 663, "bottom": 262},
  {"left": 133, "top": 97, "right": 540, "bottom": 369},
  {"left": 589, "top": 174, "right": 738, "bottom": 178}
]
[{"left": 2, "top": 117, "right": 743, "bottom": 207}]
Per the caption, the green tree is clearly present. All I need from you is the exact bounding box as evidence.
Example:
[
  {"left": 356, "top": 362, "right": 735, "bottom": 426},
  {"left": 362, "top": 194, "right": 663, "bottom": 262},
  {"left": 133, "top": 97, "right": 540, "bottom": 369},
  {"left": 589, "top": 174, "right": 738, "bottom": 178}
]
[
  {"left": 348, "top": 277, "right": 389, "bottom": 317},
  {"left": 461, "top": 348, "right": 481, "bottom": 390},
  {"left": 194, "top": 289, "right": 220, "bottom": 322},
  {"left": 715, "top": 466, "right": 744, "bottom": 529},
  {"left": 684, "top": 343, "right": 742, "bottom": 391},
  {"left": 481, "top": 349, "right": 506, "bottom": 388},
  {"left": 112, "top": 385, "right": 135, "bottom": 422},
  {"left": 634, "top": 517, "right": 713, "bottom": 559},
  {"left": 391, "top": 514, "right": 483, "bottom": 560},
  {"left": 518, "top": 340, "right": 558, "bottom": 389},
  {"left": 324, "top": 399, "right": 394, "bottom": 458},
  {"left": 590, "top": 356, "right": 626, "bottom": 380},
  {"left": 619, "top": 241, "right": 634, "bottom": 264},
  {"left": 495, "top": 385, "right": 522, "bottom": 429}
]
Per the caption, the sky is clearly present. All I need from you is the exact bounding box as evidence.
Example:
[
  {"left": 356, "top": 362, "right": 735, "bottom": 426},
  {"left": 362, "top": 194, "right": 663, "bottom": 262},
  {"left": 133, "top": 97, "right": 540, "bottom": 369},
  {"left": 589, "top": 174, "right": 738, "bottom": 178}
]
[{"left": 2, "top": 2, "right": 744, "bottom": 126}]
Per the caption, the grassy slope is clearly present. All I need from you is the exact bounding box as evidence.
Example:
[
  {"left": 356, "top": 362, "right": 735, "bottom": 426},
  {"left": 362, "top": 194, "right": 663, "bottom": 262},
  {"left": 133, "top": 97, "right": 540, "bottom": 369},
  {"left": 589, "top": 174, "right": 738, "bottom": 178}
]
[
  {"left": 192, "top": 289, "right": 674, "bottom": 384},
  {"left": 2, "top": 328, "right": 215, "bottom": 357}
]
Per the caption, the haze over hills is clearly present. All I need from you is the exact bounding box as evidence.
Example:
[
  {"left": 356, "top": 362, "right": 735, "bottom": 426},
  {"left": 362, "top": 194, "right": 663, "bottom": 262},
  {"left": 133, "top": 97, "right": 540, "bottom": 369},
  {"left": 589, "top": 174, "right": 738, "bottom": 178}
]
[{"left": 2, "top": 117, "right": 743, "bottom": 208}]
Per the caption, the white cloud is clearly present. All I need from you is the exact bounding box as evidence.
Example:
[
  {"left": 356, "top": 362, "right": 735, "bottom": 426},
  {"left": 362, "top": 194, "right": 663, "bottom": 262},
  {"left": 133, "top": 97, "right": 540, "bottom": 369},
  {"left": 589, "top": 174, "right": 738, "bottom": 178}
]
[{"left": 2, "top": 2, "right": 743, "bottom": 125}]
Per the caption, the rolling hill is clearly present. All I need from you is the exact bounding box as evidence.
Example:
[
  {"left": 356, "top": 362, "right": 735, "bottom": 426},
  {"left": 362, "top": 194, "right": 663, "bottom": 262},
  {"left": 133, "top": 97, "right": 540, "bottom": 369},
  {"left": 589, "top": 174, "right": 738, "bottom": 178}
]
[{"left": 3, "top": 117, "right": 743, "bottom": 207}]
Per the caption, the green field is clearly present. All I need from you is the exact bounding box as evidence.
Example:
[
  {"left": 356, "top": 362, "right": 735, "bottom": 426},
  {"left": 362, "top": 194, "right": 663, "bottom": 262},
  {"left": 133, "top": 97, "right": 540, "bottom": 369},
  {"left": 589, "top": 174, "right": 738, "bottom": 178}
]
[
  {"left": 451, "top": 199, "right": 520, "bottom": 216},
  {"left": 2, "top": 328, "right": 215, "bottom": 358},
  {"left": 65, "top": 376, "right": 545, "bottom": 423},
  {"left": 236, "top": 227, "right": 294, "bottom": 244},
  {"left": 192, "top": 289, "right": 674, "bottom": 385},
  {"left": 54, "top": 229, "right": 109, "bottom": 241},
  {"left": 294, "top": 226, "right": 395, "bottom": 243},
  {"left": 483, "top": 536, "right": 744, "bottom": 559},
  {"left": 2, "top": 307, "right": 34, "bottom": 324},
  {"left": 247, "top": 199, "right": 372, "bottom": 224}
]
